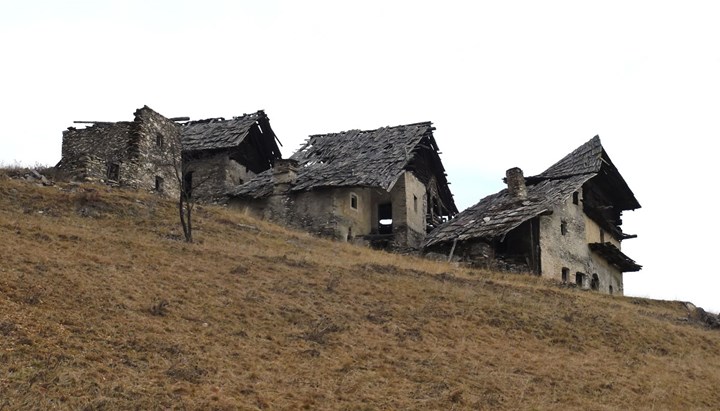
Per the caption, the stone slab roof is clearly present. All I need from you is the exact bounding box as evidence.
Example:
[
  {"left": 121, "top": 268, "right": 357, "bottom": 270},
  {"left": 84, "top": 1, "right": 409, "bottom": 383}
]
[
  {"left": 231, "top": 122, "right": 457, "bottom": 213},
  {"left": 534, "top": 135, "right": 604, "bottom": 179},
  {"left": 424, "top": 135, "right": 639, "bottom": 248},
  {"left": 181, "top": 110, "right": 273, "bottom": 152},
  {"left": 423, "top": 174, "right": 592, "bottom": 247}
]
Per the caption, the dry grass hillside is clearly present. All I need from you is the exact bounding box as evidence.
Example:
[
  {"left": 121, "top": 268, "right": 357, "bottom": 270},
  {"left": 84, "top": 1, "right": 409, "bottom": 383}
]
[{"left": 2, "top": 173, "right": 720, "bottom": 410}]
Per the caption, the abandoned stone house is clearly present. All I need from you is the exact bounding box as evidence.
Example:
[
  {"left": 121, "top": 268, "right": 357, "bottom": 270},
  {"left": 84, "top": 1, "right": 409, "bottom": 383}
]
[
  {"left": 58, "top": 106, "right": 282, "bottom": 201},
  {"left": 229, "top": 122, "right": 458, "bottom": 249},
  {"left": 423, "top": 136, "right": 641, "bottom": 295},
  {"left": 181, "top": 111, "right": 282, "bottom": 202},
  {"left": 59, "top": 106, "right": 183, "bottom": 197}
]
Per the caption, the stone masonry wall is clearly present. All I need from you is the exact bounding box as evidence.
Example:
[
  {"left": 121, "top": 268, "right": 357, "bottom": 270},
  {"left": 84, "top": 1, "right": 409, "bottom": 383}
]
[
  {"left": 539, "top": 190, "right": 624, "bottom": 295},
  {"left": 59, "top": 106, "right": 181, "bottom": 198},
  {"left": 130, "top": 106, "right": 181, "bottom": 198},
  {"left": 61, "top": 122, "right": 135, "bottom": 182}
]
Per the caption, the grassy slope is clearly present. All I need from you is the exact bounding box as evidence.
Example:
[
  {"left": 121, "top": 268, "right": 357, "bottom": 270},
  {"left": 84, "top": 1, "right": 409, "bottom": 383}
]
[{"left": 1, "top": 176, "right": 719, "bottom": 410}]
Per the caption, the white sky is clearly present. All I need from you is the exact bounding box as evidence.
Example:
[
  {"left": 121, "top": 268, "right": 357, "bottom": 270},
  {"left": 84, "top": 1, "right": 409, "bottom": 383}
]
[{"left": 2, "top": 1, "right": 719, "bottom": 310}]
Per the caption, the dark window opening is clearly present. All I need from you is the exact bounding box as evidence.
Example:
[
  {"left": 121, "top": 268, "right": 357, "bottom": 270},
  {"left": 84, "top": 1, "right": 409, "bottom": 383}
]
[
  {"left": 600, "top": 229, "right": 605, "bottom": 243},
  {"left": 591, "top": 274, "right": 599, "bottom": 291},
  {"left": 413, "top": 195, "right": 418, "bottom": 213},
  {"left": 183, "top": 172, "right": 193, "bottom": 199},
  {"left": 575, "top": 272, "right": 584, "bottom": 287},
  {"left": 107, "top": 163, "right": 120, "bottom": 181},
  {"left": 156, "top": 133, "right": 164, "bottom": 148},
  {"left": 561, "top": 220, "right": 567, "bottom": 236},
  {"left": 572, "top": 191, "right": 579, "bottom": 205},
  {"left": 350, "top": 194, "right": 358, "bottom": 210},
  {"left": 609, "top": 285, "right": 614, "bottom": 295},
  {"left": 378, "top": 203, "right": 393, "bottom": 234},
  {"left": 347, "top": 227, "right": 353, "bottom": 241},
  {"left": 155, "top": 176, "right": 164, "bottom": 192},
  {"left": 561, "top": 267, "right": 569, "bottom": 284}
]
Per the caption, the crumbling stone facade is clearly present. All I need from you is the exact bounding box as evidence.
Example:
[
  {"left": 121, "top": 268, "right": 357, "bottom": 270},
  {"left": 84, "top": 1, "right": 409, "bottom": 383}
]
[
  {"left": 180, "top": 112, "right": 282, "bottom": 203},
  {"left": 230, "top": 122, "right": 457, "bottom": 250},
  {"left": 58, "top": 107, "right": 282, "bottom": 203},
  {"left": 424, "top": 136, "right": 641, "bottom": 295},
  {"left": 59, "top": 106, "right": 181, "bottom": 197},
  {"left": 231, "top": 164, "right": 431, "bottom": 249}
]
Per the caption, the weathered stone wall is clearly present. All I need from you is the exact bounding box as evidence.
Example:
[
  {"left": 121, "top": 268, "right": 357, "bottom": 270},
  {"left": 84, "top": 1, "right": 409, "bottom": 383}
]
[
  {"left": 131, "top": 106, "right": 182, "bottom": 198},
  {"left": 539, "top": 189, "right": 624, "bottom": 295},
  {"left": 226, "top": 158, "right": 256, "bottom": 186},
  {"left": 184, "top": 153, "right": 228, "bottom": 203},
  {"left": 399, "top": 172, "right": 429, "bottom": 248},
  {"left": 185, "top": 152, "right": 260, "bottom": 203},
  {"left": 330, "top": 187, "right": 373, "bottom": 240},
  {"left": 59, "top": 106, "right": 181, "bottom": 198},
  {"left": 61, "top": 122, "right": 134, "bottom": 182},
  {"left": 228, "top": 176, "right": 428, "bottom": 249}
]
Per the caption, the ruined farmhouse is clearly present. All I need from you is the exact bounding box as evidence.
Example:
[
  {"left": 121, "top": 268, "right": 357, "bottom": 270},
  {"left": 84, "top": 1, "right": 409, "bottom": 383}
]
[
  {"left": 423, "top": 136, "right": 641, "bottom": 295},
  {"left": 181, "top": 111, "right": 282, "bottom": 202},
  {"left": 230, "top": 122, "right": 458, "bottom": 249},
  {"left": 58, "top": 107, "right": 642, "bottom": 293},
  {"left": 58, "top": 106, "right": 282, "bottom": 201}
]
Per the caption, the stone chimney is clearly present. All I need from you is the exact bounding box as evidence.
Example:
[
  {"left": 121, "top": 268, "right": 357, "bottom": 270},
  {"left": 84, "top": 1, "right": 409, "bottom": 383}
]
[
  {"left": 505, "top": 167, "right": 527, "bottom": 200},
  {"left": 272, "top": 159, "right": 298, "bottom": 194}
]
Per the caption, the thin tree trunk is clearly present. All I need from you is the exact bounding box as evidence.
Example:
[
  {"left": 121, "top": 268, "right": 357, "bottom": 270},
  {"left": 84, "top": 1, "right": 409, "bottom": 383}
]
[{"left": 179, "top": 191, "right": 192, "bottom": 242}]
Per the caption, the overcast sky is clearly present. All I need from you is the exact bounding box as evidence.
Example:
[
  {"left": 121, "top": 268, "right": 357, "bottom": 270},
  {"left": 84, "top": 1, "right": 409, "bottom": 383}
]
[{"left": 2, "top": 1, "right": 719, "bottom": 311}]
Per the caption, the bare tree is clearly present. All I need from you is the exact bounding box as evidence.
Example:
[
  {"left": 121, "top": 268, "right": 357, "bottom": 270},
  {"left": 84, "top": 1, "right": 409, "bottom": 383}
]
[{"left": 162, "top": 130, "right": 212, "bottom": 243}]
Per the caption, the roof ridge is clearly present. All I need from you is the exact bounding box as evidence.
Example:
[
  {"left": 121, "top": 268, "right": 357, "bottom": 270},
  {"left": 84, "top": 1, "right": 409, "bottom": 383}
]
[
  {"left": 308, "top": 121, "right": 433, "bottom": 138},
  {"left": 184, "top": 110, "right": 264, "bottom": 126}
]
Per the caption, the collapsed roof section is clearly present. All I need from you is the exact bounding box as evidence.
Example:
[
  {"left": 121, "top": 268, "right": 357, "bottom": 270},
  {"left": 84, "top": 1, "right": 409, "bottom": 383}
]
[
  {"left": 181, "top": 110, "right": 282, "bottom": 172},
  {"left": 423, "top": 135, "right": 640, "bottom": 248},
  {"left": 231, "top": 122, "right": 457, "bottom": 214}
]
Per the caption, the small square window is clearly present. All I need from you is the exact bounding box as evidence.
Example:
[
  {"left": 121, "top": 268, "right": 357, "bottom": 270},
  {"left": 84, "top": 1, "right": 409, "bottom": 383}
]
[{"left": 350, "top": 194, "right": 358, "bottom": 209}]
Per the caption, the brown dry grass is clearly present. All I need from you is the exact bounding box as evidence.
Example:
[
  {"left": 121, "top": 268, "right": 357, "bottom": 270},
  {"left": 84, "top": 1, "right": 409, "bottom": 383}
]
[{"left": 1, "top": 176, "right": 720, "bottom": 410}]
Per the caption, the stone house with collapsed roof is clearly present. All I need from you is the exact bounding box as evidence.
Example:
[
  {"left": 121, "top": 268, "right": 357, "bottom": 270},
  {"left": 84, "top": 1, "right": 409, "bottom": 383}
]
[
  {"left": 58, "top": 106, "right": 282, "bottom": 201},
  {"left": 229, "top": 122, "right": 457, "bottom": 249},
  {"left": 181, "top": 111, "right": 282, "bottom": 202},
  {"left": 423, "top": 136, "right": 640, "bottom": 295}
]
